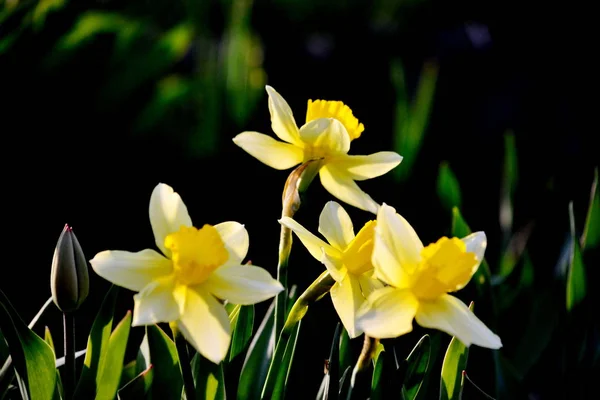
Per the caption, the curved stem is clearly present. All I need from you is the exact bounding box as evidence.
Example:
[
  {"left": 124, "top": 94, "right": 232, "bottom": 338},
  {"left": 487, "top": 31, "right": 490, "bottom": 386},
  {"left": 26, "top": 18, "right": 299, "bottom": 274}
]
[{"left": 274, "top": 160, "right": 322, "bottom": 336}]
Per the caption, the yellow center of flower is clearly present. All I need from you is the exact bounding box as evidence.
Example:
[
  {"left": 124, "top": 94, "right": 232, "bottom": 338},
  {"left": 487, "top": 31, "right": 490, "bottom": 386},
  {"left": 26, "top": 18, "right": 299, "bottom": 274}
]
[
  {"left": 342, "top": 220, "right": 376, "bottom": 275},
  {"left": 306, "top": 100, "right": 364, "bottom": 140},
  {"left": 164, "top": 225, "right": 229, "bottom": 286},
  {"left": 411, "top": 237, "right": 477, "bottom": 301}
]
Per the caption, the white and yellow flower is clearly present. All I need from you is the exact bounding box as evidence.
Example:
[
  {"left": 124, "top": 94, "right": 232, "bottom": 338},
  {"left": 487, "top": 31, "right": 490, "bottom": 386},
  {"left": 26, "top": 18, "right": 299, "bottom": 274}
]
[
  {"left": 233, "top": 86, "right": 403, "bottom": 214},
  {"left": 356, "top": 203, "right": 502, "bottom": 349},
  {"left": 90, "top": 183, "right": 284, "bottom": 364},
  {"left": 279, "top": 201, "right": 383, "bottom": 338}
]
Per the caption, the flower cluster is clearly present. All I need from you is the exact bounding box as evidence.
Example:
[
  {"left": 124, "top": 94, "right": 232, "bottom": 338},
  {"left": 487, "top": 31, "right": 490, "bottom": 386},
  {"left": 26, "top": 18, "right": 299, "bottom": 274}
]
[{"left": 91, "top": 85, "right": 500, "bottom": 366}]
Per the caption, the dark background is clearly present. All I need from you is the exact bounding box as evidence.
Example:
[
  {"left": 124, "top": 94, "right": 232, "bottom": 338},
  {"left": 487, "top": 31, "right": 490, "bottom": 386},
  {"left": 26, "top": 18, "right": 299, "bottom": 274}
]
[{"left": 1, "top": 0, "right": 597, "bottom": 398}]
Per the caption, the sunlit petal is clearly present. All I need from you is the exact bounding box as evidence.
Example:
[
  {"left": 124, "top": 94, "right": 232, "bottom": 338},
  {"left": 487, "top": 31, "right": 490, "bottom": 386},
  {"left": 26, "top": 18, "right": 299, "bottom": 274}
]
[
  {"left": 214, "top": 221, "right": 249, "bottom": 264},
  {"left": 318, "top": 201, "right": 355, "bottom": 251},
  {"left": 415, "top": 294, "right": 502, "bottom": 349},
  {"left": 265, "top": 86, "right": 302, "bottom": 145},
  {"left": 149, "top": 183, "right": 192, "bottom": 257},
  {"left": 232, "top": 131, "right": 304, "bottom": 170},
  {"left": 321, "top": 249, "right": 348, "bottom": 283},
  {"left": 335, "top": 152, "right": 403, "bottom": 181},
  {"left": 206, "top": 264, "right": 283, "bottom": 305},
  {"left": 299, "top": 118, "right": 350, "bottom": 155},
  {"left": 373, "top": 203, "right": 423, "bottom": 284},
  {"left": 177, "top": 286, "right": 231, "bottom": 364},
  {"left": 90, "top": 249, "right": 172, "bottom": 292},
  {"left": 319, "top": 164, "right": 379, "bottom": 214},
  {"left": 132, "top": 276, "right": 184, "bottom": 326},
  {"left": 356, "top": 287, "right": 418, "bottom": 339},
  {"left": 357, "top": 271, "right": 384, "bottom": 298},
  {"left": 279, "top": 217, "right": 341, "bottom": 260},
  {"left": 455, "top": 232, "right": 487, "bottom": 290},
  {"left": 330, "top": 274, "right": 364, "bottom": 338}
]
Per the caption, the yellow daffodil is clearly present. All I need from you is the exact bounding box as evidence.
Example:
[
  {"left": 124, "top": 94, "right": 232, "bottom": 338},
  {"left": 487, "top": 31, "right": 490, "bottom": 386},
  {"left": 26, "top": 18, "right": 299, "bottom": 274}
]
[
  {"left": 279, "top": 201, "right": 384, "bottom": 337},
  {"left": 90, "top": 183, "right": 284, "bottom": 364},
  {"left": 233, "top": 86, "right": 403, "bottom": 214},
  {"left": 356, "top": 203, "right": 502, "bottom": 349}
]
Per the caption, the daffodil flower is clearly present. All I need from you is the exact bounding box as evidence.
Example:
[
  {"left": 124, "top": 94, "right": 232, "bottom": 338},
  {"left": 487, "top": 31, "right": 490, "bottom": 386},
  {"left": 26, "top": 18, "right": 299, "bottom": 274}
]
[
  {"left": 233, "top": 86, "right": 403, "bottom": 214},
  {"left": 279, "top": 201, "right": 384, "bottom": 337},
  {"left": 90, "top": 183, "right": 284, "bottom": 364},
  {"left": 356, "top": 203, "right": 502, "bottom": 349}
]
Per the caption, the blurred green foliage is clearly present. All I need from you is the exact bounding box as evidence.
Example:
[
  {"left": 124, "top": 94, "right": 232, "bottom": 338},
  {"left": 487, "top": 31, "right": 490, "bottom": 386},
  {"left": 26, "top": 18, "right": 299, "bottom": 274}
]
[{"left": 0, "top": 0, "right": 598, "bottom": 398}]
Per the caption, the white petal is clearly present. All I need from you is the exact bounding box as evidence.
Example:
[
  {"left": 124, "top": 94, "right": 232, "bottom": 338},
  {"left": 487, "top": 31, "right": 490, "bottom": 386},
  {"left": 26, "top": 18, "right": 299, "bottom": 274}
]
[
  {"left": 177, "top": 286, "right": 231, "bottom": 364},
  {"left": 132, "top": 276, "right": 184, "bottom": 326},
  {"left": 357, "top": 271, "right": 384, "bottom": 298},
  {"left": 335, "top": 152, "right": 403, "bottom": 181},
  {"left": 149, "top": 183, "right": 192, "bottom": 257},
  {"left": 372, "top": 203, "right": 423, "bottom": 286},
  {"left": 206, "top": 264, "right": 283, "bottom": 305},
  {"left": 90, "top": 249, "right": 172, "bottom": 292},
  {"left": 232, "top": 131, "right": 304, "bottom": 170},
  {"left": 279, "top": 217, "right": 341, "bottom": 260},
  {"left": 330, "top": 275, "right": 365, "bottom": 338},
  {"left": 318, "top": 201, "right": 355, "bottom": 251},
  {"left": 299, "top": 118, "right": 350, "bottom": 156},
  {"left": 321, "top": 249, "right": 348, "bottom": 283},
  {"left": 214, "top": 221, "right": 249, "bottom": 264},
  {"left": 457, "top": 231, "right": 488, "bottom": 290},
  {"left": 265, "top": 86, "right": 302, "bottom": 145},
  {"left": 319, "top": 164, "right": 379, "bottom": 214},
  {"left": 356, "top": 287, "right": 418, "bottom": 339},
  {"left": 415, "top": 294, "right": 502, "bottom": 349}
]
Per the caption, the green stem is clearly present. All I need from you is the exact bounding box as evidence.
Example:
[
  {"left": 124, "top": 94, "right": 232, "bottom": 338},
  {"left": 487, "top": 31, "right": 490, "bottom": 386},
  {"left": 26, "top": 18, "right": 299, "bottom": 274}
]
[
  {"left": 62, "top": 312, "right": 75, "bottom": 400},
  {"left": 172, "top": 324, "right": 196, "bottom": 400},
  {"left": 274, "top": 159, "right": 323, "bottom": 337}
]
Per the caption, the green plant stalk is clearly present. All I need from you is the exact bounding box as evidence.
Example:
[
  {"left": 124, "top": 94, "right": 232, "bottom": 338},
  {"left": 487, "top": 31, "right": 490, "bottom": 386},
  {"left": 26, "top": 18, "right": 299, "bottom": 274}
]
[
  {"left": 274, "top": 159, "right": 323, "bottom": 336},
  {"left": 171, "top": 323, "right": 195, "bottom": 400},
  {"left": 63, "top": 312, "right": 75, "bottom": 400}
]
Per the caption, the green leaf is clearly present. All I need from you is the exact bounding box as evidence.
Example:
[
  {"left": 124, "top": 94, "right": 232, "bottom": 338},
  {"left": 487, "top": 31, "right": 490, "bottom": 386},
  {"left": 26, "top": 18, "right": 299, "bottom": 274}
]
[
  {"left": 229, "top": 305, "right": 254, "bottom": 362},
  {"left": 190, "top": 352, "right": 225, "bottom": 400},
  {"left": 261, "top": 320, "right": 302, "bottom": 400},
  {"left": 402, "top": 334, "right": 431, "bottom": 400},
  {"left": 370, "top": 350, "right": 386, "bottom": 400},
  {"left": 237, "top": 300, "right": 275, "bottom": 400},
  {"left": 338, "top": 366, "right": 352, "bottom": 400},
  {"left": 392, "top": 59, "right": 438, "bottom": 181},
  {"left": 74, "top": 285, "right": 119, "bottom": 399},
  {"left": 500, "top": 131, "right": 518, "bottom": 241},
  {"left": 440, "top": 303, "right": 474, "bottom": 400},
  {"left": 117, "top": 364, "right": 153, "bottom": 399},
  {"left": 95, "top": 311, "right": 132, "bottom": 400},
  {"left": 437, "top": 162, "right": 462, "bottom": 211},
  {"left": 0, "top": 290, "right": 57, "bottom": 400},
  {"left": 43, "top": 327, "right": 55, "bottom": 352},
  {"left": 566, "top": 202, "right": 587, "bottom": 312},
  {"left": 339, "top": 326, "right": 352, "bottom": 381},
  {"left": 146, "top": 325, "right": 182, "bottom": 400},
  {"left": 582, "top": 167, "right": 600, "bottom": 250}
]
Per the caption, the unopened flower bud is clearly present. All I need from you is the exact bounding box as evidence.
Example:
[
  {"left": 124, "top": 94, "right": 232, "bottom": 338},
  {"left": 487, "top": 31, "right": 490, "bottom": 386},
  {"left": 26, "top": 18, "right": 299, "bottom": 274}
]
[{"left": 51, "top": 224, "right": 89, "bottom": 313}]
